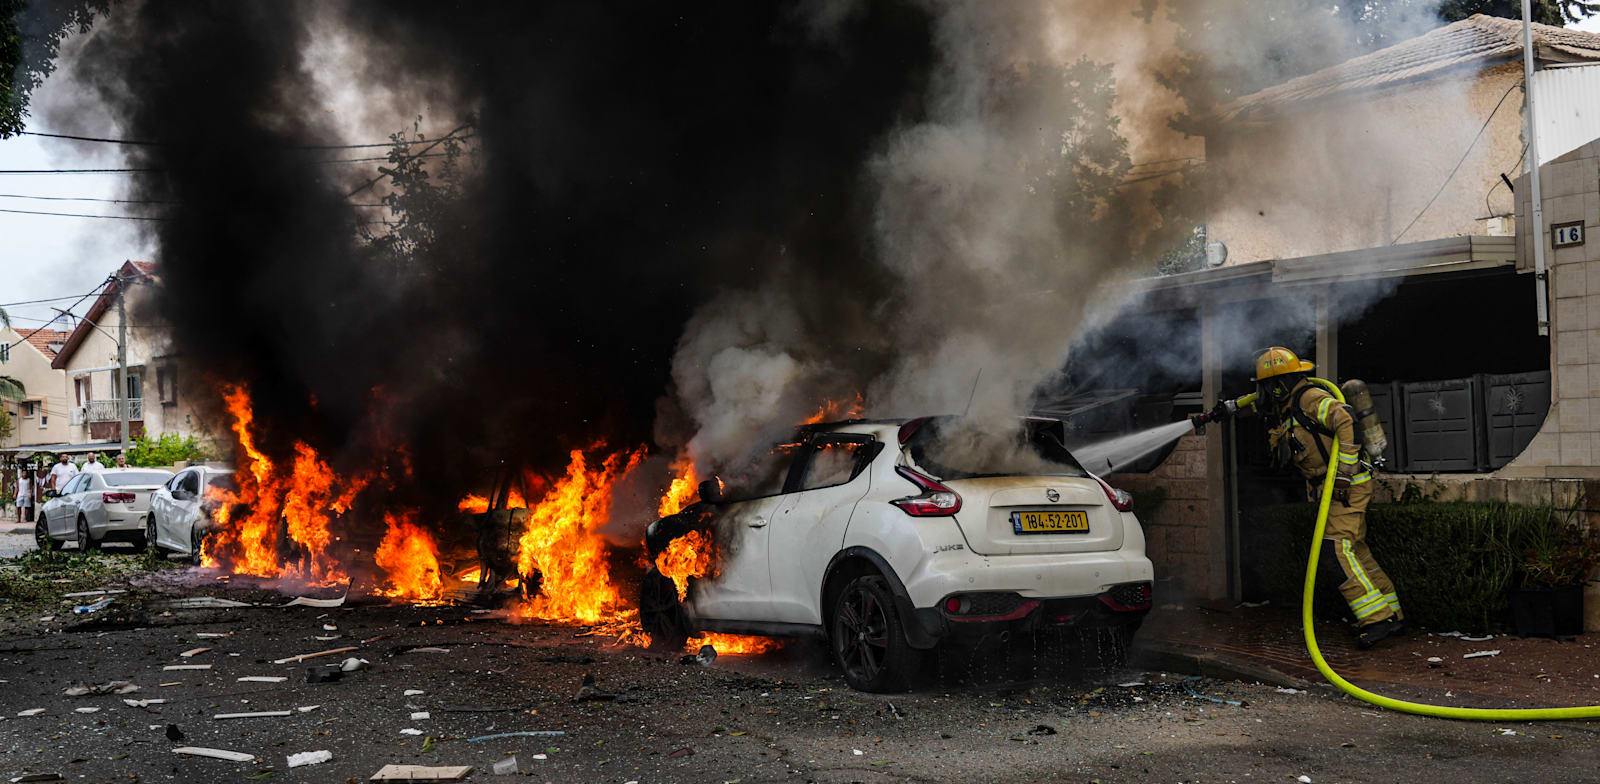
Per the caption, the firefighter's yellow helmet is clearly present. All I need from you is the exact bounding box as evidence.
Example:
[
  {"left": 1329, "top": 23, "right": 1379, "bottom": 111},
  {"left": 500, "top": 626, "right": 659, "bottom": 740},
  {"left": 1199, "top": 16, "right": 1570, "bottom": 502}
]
[{"left": 1252, "top": 346, "right": 1314, "bottom": 382}]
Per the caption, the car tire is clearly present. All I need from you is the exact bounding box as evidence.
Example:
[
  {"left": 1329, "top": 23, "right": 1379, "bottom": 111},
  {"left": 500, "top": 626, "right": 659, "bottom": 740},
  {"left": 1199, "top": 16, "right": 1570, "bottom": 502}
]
[
  {"left": 75, "top": 515, "right": 98, "bottom": 552},
  {"left": 35, "top": 519, "right": 62, "bottom": 552},
  {"left": 189, "top": 526, "right": 205, "bottom": 566},
  {"left": 829, "top": 574, "right": 927, "bottom": 693},
  {"left": 639, "top": 568, "right": 691, "bottom": 652},
  {"left": 143, "top": 516, "right": 163, "bottom": 554}
]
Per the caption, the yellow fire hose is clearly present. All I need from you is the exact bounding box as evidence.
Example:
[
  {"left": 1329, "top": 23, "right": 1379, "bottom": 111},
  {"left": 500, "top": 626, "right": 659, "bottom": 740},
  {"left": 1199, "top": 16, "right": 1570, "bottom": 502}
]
[{"left": 1302, "top": 378, "right": 1600, "bottom": 720}]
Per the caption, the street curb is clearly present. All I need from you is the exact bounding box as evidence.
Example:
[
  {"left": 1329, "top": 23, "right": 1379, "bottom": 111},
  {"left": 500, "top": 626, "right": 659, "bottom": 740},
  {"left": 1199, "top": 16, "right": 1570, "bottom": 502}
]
[{"left": 1131, "top": 639, "right": 1316, "bottom": 691}]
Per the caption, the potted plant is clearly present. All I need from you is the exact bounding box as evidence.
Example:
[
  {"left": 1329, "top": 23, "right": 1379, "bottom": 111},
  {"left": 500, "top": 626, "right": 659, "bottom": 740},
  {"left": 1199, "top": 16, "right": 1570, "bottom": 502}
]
[{"left": 1508, "top": 513, "right": 1600, "bottom": 638}]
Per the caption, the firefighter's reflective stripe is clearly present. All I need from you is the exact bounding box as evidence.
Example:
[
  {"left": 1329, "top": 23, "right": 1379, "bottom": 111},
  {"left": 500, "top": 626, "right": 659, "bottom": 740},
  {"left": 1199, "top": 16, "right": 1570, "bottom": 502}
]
[
  {"left": 1351, "top": 591, "right": 1389, "bottom": 619},
  {"left": 1338, "top": 452, "right": 1359, "bottom": 464},
  {"left": 1383, "top": 592, "right": 1402, "bottom": 611},
  {"left": 1341, "top": 540, "right": 1379, "bottom": 594},
  {"left": 1317, "top": 397, "right": 1335, "bottom": 425},
  {"left": 1350, "top": 471, "right": 1372, "bottom": 485}
]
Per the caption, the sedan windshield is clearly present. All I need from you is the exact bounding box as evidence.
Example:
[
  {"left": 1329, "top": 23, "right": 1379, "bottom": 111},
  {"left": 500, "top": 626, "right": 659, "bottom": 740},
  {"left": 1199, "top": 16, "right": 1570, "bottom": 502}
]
[
  {"left": 103, "top": 472, "right": 173, "bottom": 487},
  {"left": 902, "top": 416, "right": 1087, "bottom": 480}
]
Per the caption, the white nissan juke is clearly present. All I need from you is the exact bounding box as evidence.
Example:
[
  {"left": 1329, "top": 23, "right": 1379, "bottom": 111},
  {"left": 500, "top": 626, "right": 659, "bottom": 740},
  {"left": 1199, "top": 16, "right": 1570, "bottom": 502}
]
[{"left": 640, "top": 416, "right": 1154, "bottom": 692}]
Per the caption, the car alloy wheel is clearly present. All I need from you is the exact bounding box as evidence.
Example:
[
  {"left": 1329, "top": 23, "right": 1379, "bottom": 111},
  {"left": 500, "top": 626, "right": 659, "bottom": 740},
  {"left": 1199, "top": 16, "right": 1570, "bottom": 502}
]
[
  {"left": 835, "top": 580, "right": 891, "bottom": 684},
  {"left": 189, "top": 527, "right": 204, "bottom": 565},
  {"left": 638, "top": 569, "right": 691, "bottom": 652},
  {"left": 145, "top": 516, "right": 161, "bottom": 554},
  {"left": 75, "top": 516, "right": 97, "bottom": 551},
  {"left": 35, "top": 519, "right": 59, "bottom": 552}
]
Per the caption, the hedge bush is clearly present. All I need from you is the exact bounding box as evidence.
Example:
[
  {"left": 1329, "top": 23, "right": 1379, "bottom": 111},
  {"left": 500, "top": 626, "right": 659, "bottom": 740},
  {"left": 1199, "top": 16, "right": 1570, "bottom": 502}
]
[{"left": 1244, "top": 501, "right": 1577, "bottom": 634}]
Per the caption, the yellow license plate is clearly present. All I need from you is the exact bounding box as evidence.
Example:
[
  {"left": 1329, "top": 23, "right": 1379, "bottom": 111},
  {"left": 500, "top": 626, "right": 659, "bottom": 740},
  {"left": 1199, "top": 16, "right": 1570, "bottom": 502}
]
[{"left": 1012, "top": 510, "right": 1089, "bottom": 534}]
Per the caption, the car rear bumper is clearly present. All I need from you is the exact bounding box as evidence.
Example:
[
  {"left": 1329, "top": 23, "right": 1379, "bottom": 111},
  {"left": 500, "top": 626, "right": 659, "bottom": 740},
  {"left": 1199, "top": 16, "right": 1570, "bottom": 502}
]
[
  {"left": 895, "top": 550, "right": 1153, "bottom": 647},
  {"left": 101, "top": 512, "right": 145, "bottom": 531}
]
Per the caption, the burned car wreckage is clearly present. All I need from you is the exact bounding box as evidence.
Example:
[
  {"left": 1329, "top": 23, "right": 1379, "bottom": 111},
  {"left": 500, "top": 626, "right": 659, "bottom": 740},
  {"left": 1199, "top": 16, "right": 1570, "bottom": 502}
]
[{"left": 641, "top": 416, "right": 1154, "bottom": 692}]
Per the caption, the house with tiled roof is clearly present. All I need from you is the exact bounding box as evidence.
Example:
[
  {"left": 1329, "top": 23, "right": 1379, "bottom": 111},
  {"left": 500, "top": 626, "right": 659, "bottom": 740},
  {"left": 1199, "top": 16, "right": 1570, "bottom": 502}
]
[
  {"left": 0, "top": 325, "right": 70, "bottom": 448},
  {"left": 1069, "top": 15, "right": 1600, "bottom": 607},
  {"left": 47, "top": 260, "right": 202, "bottom": 449}
]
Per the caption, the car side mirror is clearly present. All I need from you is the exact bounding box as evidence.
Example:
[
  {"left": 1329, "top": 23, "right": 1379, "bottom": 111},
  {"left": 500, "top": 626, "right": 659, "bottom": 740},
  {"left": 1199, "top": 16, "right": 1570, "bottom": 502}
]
[{"left": 697, "top": 478, "right": 724, "bottom": 505}]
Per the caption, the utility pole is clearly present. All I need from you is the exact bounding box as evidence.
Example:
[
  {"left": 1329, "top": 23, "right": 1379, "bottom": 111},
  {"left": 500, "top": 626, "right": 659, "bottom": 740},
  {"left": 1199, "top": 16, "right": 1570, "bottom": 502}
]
[
  {"left": 116, "top": 272, "right": 129, "bottom": 454},
  {"left": 1522, "top": 0, "right": 1550, "bottom": 336}
]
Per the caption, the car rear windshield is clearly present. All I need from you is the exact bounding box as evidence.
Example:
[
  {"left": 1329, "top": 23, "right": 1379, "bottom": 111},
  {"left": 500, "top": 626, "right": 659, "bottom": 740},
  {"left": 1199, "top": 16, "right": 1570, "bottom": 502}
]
[
  {"left": 103, "top": 472, "right": 172, "bottom": 487},
  {"left": 902, "top": 417, "right": 1087, "bottom": 480}
]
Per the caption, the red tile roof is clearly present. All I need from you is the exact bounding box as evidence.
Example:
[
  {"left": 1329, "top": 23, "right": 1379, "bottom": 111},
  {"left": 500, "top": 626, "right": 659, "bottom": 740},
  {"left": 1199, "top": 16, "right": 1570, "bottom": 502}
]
[
  {"left": 1216, "top": 14, "right": 1600, "bottom": 122},
  {"left": 16, "top": 328, "right": 70, "bottom": 360},
  {"left": 50, "top": 260, "right": 158, "bottom": 369}
]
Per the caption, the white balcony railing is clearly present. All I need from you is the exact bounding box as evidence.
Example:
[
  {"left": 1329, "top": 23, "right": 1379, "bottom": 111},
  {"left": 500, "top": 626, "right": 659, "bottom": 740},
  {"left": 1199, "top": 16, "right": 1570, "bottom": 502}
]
[{"left": 86, "top": 399, "right": 143, "bottom": 423}]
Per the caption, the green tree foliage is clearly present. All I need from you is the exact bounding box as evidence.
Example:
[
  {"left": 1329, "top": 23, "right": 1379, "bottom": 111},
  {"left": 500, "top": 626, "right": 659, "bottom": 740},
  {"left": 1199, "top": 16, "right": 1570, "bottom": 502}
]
[
  {"left": 125, "top": 432, "right": 208, "bottom": 467},
  {"left": 0, "top": 306, "right": 23, "bottom": 401},
  {"left": 1, "top": 0, "right": 111, "bottom": 138},
  {"left": 357, "top": 118, "right": 474, "bottom": 266},
  {"left": 0, "top": 407, "right": 13, "bottom": 443}
]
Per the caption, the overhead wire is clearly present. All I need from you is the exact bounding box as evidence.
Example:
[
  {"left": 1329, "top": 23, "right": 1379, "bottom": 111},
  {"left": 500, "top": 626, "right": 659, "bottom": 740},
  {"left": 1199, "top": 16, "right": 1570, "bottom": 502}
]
[
  {"left": 0, "top": 152, "right": 454, "bottom": 175},
  {"left": 1390, "top": 81, "right": 1518, "bottom": 245},
  {"left": 17, "top": 129, "right": 477, "bottom": 150}
]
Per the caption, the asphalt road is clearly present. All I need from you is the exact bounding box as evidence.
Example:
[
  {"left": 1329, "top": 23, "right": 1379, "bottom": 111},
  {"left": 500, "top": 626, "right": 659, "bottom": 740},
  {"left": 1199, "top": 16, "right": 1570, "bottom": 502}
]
[{"left": 1, "top": 590, "right": 1598, "bottom": 783}]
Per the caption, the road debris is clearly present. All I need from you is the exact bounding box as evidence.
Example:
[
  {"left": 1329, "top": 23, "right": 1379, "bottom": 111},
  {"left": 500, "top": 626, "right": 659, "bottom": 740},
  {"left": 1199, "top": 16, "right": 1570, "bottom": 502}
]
[
  {"left": 16, "top": 709, "right": 45, "bottom": 717},
  {"left": 122, "top": 698, "right": 166, "bottom": 708},
  {"left": 287, "top": 749, "right": 333, "bottom": 768},
  {"left": 8, "top": 773, "right": 65, "bottom": 782},
  {"left": 1275, "top": 687, "right": 1305, "bottom": 695},
  {"left": 404, "top": 689, "right": 426, "bottom": 696},
  {"left": 272, "top": 646, "right": 359, "bottom": 665},
  {"left": 62, "top": 589, "right": 127, "bottom": 598},
  {"left": 340, "top": 657, "right": 371, "bottom": 672},
  {"left": 195, "top": 632, "right": 234, "bottom": 639},
  {"left": 305, "top": 668, "right": 345, "bottom": 684},
  {"left": 401, "top": 728, "right": 424, "bottom": 736},
  {"left": 1464, "top": 650, "right": 1502, "bottom": 659},
  {"left": 71, "top": 597, "right": 114, "bottom": 615},
  {"left": 64, "top": 681, "right": 139, "bottom": 696},
  {"left": 407, "top": 646, "right": 451, "bottom": 654},
  {"left": 574, "top": 673, "right": 615, "bottom": 702},
  {"left": 669, "top": 748, "right": 695, "bottom": 759},
  {"left": 410, "top": 711, "right": 431, "bottom": 720},
  {"left": 492, "top": 755, "right": 519, "bottom": 775},
  {"left": 887, "top": 702, "right": 905, "bottom": 719},
  {"left": 298, "top": 705, "right": 321, "bottom": 712},
  {"left": 162, "top": 664, "right": 211, "bottom": 671},
  {"left": 165, "top": 724, "right": 184, "bottom": 741},
  {"left": 466, "top": 731, "right": 567, "bottom": 742},
  {"left": 1026, "top": 724, "right": 1057, "bottom": 736},
  {"left": 237, "top": 676, "right": 288, "bottom": 683},
  {"left": 173, "top": 747, "right": 255, "bottom": 762},
  {"left": 370, "top": 764, "right": 472, "bottom": 781},
  {"left": 214, "top": 710, "right": 294, "bottom": 719},
  {"left": 73, "top": 707, "right": 100, "bottom": 714},
  {"left": 680, "top": 644, "right": 717, "bottom": 665},
  {"left": 179, "top": 647, "right": 213, "bottom": 658},
  {"left": 282, "top": 594, "right": 347, "bottom": 608},
  {"left": 156, "top": 597, "right": 252, "bottom": 610}
]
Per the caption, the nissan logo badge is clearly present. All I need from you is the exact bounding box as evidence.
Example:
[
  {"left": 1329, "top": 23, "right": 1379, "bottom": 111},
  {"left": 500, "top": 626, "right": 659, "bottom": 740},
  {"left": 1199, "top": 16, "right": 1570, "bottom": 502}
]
[{"left": 1045, "top": 489, "right": 1059, "bottom": 502}]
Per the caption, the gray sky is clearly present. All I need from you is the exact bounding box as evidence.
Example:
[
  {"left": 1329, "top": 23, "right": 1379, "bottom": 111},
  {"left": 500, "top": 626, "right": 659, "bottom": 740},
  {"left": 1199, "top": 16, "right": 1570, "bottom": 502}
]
[{"left": 3, "top": 12, "right": 1599, "bottom": 335}]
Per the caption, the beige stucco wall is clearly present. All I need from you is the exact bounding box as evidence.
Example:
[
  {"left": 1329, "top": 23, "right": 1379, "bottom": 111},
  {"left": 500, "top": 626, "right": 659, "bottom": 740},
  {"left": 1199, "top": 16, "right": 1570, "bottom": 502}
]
[
  {"left": 1207, "top": 63, "right": 1525, "bottom": 265},
  {"left": 1505, "top": 140, "right": 1600, "bottom": 477},
  {"left": 0, "top": 327, "right": 68, "bottom": 447}
]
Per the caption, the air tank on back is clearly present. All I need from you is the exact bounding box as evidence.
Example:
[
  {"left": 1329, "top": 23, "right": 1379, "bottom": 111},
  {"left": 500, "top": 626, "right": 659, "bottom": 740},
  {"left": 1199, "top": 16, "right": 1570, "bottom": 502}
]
[{"left": 1340, "top": 379, "right": 1387, "bottom": 464}]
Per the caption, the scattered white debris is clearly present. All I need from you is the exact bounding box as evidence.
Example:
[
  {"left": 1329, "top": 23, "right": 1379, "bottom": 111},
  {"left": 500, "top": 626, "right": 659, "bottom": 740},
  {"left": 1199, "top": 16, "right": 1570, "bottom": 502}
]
[
  {"left": 492, "top": 756, "right": 519, "bottom": 775},
  {"left": 1427, "top": 657, "right": 1444, "bottom": 663},
  {"left": 297, "top": 705, "right": 320, "bottom": 713},
  {"left": 272, "top": 646, "right": 358, "bottom": 665},
  {"left": 404, "top": 689, "right": 426, "bottom": 696},
  {"left": 173, "top": 746, "right": 255, "bottom": 762},
  {"left": 179, "top": 647, "right": 212, "bottom": 658},
  {"left": 401, "top": 728, "right": 424, "bottom": 735},
  {"left": 313, "top": 635, "right": 341, "bottom": 641},
  {"left": 530, "top": 754, "right": 548, "bottom": 761},
  {"left": 852, "top": 749, "right": 863, "bottom": 756},
  {"left": 410, "top": 711, "right": 431, "bottom": 720},
  {"left": 322, "top": 624, "right": 338, "bottom": 631},
  {"left": 16, "top": 709, "right": 44, "bottom": 717},
  {"left": 157, "top": 597, "right": 251, "bottom": 609},
  {"left": 408, "top": 646, "right": 450, "bottom": 654},
  {"left": 1496, "top": 728, "right": 1518, "bottom": 736},
  {"left": 340, "top": 657, "right": 370, "bottom": 672},
  {"left": 214, "top": 711, "right": 293, "bottom": 720},
  {"left": 287, "top": 750, "right": 333, "bottom": 768},
  {"left": 37, "top": 616, "right": 53, "bottom": 622},
  {"left": 122, "top": 699, "right": 166, "bottom": 708},
  {"left": 1117, "top": 682, "right": 1145, "bottom": 688},
  {"left": 1462, "top": 635, "right": 1495, "bottom": 642},
  {"left": 9, "top": 773, "right": 65, "bottom": 782},
  {"left": 73, "top": 707, "right": 100, "bottom": 714},
  {"left": 237, "top": 676, "right": 287, "bottom": 683},
  {"left": 1239, "top": 600, "right": 1270, "bottom": 608},
  {"left": 1298, "top": 776, "right": 1312, "bottom": 783},
  {"left": 195, "top": 632, "right": 233, "bottom": 639},
  {"left": 282, "top": 594, "right": 347, "bottom": 608},
  {"left": 64, "top": 681, "right": 138, "bottom": 696},
  {"left": 62, "top": 589, "right": 127, "bottom": 598},
  {"left": 370, "top": 765, "right": 472, "bottom": 781},
  {"left": 163, "top": 664, "right": 211, "bottom": 671},
  {"left": 1275, "top": 688, "right": 1305, "bottom": 695},
  {"left": 1464, "top": 650, "right": 1502, "bottom": 659}
]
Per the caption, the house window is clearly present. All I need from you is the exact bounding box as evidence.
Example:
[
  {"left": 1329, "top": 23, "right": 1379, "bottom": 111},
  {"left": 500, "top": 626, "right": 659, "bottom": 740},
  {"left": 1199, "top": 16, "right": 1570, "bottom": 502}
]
[
  {"left": 21, "top": 401, "right": 36, "bottom": 418},
  {"left": 0, "top": 343, "right": 8, "bottom": 363},
  {"left": 75, "top": 377, "right": 91, "bottom": 406},
  {"left": 127, "top": 371, "right": 142, "bottom": 400},
  {"left": 37, "top": 402, "right": 46, "bottom": 428},
  {"left": 157, "top": 366, "right": 177, "bottom": 405}
]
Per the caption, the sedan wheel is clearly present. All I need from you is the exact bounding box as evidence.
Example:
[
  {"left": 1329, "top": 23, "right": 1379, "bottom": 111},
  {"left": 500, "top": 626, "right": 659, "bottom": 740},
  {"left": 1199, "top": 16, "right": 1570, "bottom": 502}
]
[
  {"left": 146, "top": 516, "right": 164, "bottom": 554},
  {"left": 35, "top": 519, "right": 62, "bottom": 552},
  {"left": 75, "top": 516, "right": 98, "bottom": 552},
  {"left": 830, "top": 575, "right": 926, "bottom": 693},
  {"left": 189, "top": 526, "right": 205, "bottom": 565},
  {"left": 639, "top": 568, "right": 692, "bottom": 652}
]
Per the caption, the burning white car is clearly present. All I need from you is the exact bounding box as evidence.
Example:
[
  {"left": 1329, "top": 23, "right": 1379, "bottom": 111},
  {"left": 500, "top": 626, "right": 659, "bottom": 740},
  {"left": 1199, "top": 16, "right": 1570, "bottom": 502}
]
[
  {"left": 147, "top": 465, "right": 236, "bottom": 561},
  {"left": 641, "top": 416, "right": 1154, "bottom": 692}
]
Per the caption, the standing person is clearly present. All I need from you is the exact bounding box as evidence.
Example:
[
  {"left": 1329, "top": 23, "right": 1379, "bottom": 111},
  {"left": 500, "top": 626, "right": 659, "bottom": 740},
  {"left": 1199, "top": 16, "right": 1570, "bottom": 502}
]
[
  {"left": 47, "top": 453, "right": 79, "bottom": 495},
  {"left": 16, "top": 467, "right": 33, "bottom": 523},
  {"left": 1196, "top": 346, "right": 1403, "bottom": 649},
  {"left": 82, "top": 452, "right": 106, "bottom": 473}
]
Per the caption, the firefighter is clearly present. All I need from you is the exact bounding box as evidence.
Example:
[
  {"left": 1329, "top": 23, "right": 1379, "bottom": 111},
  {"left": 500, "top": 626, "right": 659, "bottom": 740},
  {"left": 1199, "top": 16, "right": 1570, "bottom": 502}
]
[{"left": 1199, "top": 346, "right": 1404, "bottom": 649}]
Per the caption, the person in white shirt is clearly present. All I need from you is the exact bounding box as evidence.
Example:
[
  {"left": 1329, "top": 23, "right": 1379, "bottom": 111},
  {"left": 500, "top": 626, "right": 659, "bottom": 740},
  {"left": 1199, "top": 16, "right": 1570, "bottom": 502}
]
[
  {"left": 81, "top": 452, "right": 106, "bottom": 473},
  {"left": 47, "top": 454, "right": 79, "bottom": 495},
  {"left": 14, "top": 470, "right": 32, "bottom": 523}
]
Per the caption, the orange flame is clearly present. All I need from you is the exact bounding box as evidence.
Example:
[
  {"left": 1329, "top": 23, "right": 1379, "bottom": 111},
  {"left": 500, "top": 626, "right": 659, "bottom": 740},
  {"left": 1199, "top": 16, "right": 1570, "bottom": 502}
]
[
  {"left": 690, "top": 632, "right": 782, "bottom": 655},
  {"left": 799, "top": 392, "right": 866, "bottom": 425},
  {"left": 374, "top": 512, "right": 444, "bottom": 600},
  {"left": 655, "top": 529, "right": 714, "bottom": 601},
  {"left": 514, "top": 447, "right": 644, "bottom": 625},
  {"left": 657, "top": 455, "right": 699, "bottom": 518}
]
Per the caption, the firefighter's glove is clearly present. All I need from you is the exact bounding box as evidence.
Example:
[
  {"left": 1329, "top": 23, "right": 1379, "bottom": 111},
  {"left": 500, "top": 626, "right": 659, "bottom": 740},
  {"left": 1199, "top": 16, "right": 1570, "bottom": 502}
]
[{"left": 1332, "top": 473, "right": 1352, "bottom": 505}]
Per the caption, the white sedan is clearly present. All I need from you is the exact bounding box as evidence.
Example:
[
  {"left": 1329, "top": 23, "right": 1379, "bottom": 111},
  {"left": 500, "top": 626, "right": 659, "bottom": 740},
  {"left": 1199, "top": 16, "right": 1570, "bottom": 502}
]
[
  {"left": 147, "top": 465, "right": 236, "bottom": 561},
  {"left": 36, "top": 467, "right": 174, "bottom": 551}
]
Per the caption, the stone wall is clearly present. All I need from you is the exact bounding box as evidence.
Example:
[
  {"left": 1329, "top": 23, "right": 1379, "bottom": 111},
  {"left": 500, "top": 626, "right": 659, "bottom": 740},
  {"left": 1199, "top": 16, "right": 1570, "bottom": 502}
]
[{"left": 1109, "top": 433, "right": 1211, "bottom": 600}]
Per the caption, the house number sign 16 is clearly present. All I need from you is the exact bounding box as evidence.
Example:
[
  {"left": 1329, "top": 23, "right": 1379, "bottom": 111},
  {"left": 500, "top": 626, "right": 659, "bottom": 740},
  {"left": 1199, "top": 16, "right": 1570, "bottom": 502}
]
[{"left": 1553, "top": 221, "right": 1585, "bottom": 248}]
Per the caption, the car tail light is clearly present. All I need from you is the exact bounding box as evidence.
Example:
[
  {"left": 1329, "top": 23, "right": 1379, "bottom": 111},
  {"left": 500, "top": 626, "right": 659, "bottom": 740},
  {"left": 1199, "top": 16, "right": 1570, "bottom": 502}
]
[
  {"left": 1089, "top": 474, "right": 1133, "bottom": 512},
  {"left": 896, "top": 417, "right": 930, "bottom": 444},
  {"left": 890, "top": 466, "right": 961, "bottom": 517},
  {"left": 102, "top": 492, "right": 135, "bottom": 504}
]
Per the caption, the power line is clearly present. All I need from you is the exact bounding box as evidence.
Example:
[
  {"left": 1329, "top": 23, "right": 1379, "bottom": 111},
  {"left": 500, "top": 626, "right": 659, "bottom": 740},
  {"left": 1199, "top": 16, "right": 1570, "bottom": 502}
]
[
  {"left": 0, "top": 152, "right": 455, "bottom": 175},
  {"left": 2, "top": 278, "right": 111, "bottom": 355},
  {"left": 0, "top": 207, "right": 159, "bottom": 221},
  {"left": 0, "top": 292, "right": 104, "bottom": 308},
  {"left": 1391, "top": 82, "right": 1518, "bottom": 245},
  {"left": 0, "top": 193, "right": 177, "bottom": 205},
  {"left": 348, "top": 123, "right": 474, "bottom": 198},
  {"left": 20, "top": 129, "right": 478, "bottom": 150}
]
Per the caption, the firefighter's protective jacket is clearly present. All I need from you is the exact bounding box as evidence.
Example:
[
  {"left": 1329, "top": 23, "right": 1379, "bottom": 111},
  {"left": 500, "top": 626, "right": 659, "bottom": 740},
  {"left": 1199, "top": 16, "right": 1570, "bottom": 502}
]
[{"left": 1275, "top": 382, "right": 1369, "bottom": 488}]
